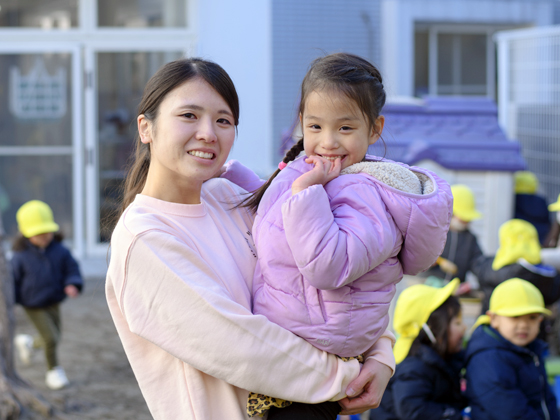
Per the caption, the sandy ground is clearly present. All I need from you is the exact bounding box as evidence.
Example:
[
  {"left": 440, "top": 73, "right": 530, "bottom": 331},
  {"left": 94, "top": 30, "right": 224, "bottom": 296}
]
[{"left": 13, "top": 275, "right": 152, "bottom": 420}]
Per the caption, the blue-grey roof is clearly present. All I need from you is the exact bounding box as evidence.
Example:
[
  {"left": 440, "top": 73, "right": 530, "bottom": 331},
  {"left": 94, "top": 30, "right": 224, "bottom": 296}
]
[{"left": 368, "top": 96, "right": 526, "bottom": 171}]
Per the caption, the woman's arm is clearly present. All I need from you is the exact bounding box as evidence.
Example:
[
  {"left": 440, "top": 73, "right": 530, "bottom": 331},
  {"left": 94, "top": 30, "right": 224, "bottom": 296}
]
[
  {"left": 115, "top": 229, "right": 360, "bottom": 403},
  {"left": 281, "top": 183, "right": 396, "bottom": 290}
]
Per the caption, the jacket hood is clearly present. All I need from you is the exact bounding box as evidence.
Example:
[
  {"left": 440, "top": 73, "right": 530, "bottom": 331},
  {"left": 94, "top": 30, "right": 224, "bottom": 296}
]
[{"left": 340, "top": 155, "right": 453, "bottom": 275}]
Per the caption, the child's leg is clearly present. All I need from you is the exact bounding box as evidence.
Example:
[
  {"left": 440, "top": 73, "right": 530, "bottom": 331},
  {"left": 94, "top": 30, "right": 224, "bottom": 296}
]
[
  {"left": 24, "top": 304, "right": 61, "bottom": 370},
  {"left": 267, "top": 401, "right": 340, "bottom": 420}
]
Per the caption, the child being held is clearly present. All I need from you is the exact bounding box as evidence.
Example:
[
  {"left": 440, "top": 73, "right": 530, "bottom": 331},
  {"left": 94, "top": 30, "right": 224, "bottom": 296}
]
[
  {"left": 465, "top": 278, "right": 559, "bottom": 420},
  {"left": 371, "top": 279, "right": 467, "bottom": 420},
  {"left": 233, "top": 52, "right": 453, "bottom": 419}
]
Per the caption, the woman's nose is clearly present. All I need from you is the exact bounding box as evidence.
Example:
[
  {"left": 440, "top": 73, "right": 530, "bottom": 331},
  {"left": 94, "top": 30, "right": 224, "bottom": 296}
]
[{"left": 196, "top": 118, "right": 217, "bottom": 143}]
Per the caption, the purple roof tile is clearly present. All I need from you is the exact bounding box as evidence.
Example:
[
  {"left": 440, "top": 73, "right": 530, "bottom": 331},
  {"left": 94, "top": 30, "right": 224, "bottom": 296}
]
[{"left": 368, "top": 96, "right": 526, "bottom": 171}]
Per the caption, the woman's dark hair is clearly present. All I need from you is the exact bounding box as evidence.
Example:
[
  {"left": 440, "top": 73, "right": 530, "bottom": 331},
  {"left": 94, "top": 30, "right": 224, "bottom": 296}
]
[
  {"left": 409, "top": 295, "right": 462, "bottom": 359},
  {"left": 12, "top": 232, "right": 64, "bottom": 252},
  {"left": 115, "top": 57, "right": 240, "bottom": 223},
  {"left": 243, "top": 52, "right": 386, "bottom": 213}
]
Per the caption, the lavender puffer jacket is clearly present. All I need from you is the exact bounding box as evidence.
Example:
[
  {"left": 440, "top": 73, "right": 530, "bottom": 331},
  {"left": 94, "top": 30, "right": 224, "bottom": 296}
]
[{"left": 251, "top": 155, "right": 453, "bottom": 357}]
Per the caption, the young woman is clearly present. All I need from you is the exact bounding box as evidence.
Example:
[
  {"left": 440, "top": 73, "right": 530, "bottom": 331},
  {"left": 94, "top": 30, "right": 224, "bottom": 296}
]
[{"left": 105, "top": 57, "right": 395, "bottom": 420}]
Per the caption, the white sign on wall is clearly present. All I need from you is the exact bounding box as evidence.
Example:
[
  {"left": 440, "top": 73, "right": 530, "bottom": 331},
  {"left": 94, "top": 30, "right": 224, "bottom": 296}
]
[{"left": 9, "top": 58, "right": 67, "bottom": 119}]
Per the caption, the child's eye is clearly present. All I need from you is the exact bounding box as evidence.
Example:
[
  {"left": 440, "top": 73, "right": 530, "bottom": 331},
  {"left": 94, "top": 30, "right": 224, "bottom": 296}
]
[
  {"left": 309, "top": 124, "right": 321, "bottom": 130},
  {"left": 340, "top": 126, "right": 352, "bottom": 131}
]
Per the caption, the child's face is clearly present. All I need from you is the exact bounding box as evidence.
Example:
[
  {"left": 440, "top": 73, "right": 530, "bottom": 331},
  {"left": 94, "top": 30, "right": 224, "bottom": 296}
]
[
  {"left": 447, "top": 313, "right": 466, "bottom": 354},
  {"left": 489, "top": 313, "right": 543, "bottom": 347},
  {"left": 28, "top": 232, "right": 54, "bottom": 249},
  {"left": 301, "top": 89, "right": 384, "bottom": 170}
]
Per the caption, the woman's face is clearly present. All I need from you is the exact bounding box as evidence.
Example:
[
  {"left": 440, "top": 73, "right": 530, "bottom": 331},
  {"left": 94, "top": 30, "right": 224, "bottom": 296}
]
[
  {"left": 138, "top": 77, "right": 236, "bottom": 203},
  {"left": 447, "top": 313, "right": 466, "bottom": 354}
]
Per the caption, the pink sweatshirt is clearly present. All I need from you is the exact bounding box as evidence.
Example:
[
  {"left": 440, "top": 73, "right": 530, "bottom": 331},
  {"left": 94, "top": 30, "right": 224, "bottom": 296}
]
[{"left": 106, "top": 178, "right": 395, "bottom": 420}]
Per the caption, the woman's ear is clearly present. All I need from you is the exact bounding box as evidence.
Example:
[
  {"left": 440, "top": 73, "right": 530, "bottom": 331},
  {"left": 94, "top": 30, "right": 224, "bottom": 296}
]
[
  {"left": 138, "top": 115, "right": 152, "bottom": 144},
  {"left": 369, "top": 115, "right": 385, "bottom": 145}
]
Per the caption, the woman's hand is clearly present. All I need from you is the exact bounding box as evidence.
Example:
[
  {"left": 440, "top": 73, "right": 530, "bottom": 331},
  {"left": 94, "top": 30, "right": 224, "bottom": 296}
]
[
  {"left": 291, "top": 156, "right": 341, "bottom": 195},
  {"left": 338, "top": 357, "right": 392, "bottom": 415}
]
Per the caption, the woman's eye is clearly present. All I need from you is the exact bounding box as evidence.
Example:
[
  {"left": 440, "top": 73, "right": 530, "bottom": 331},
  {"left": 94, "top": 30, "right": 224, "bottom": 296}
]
[
  {"left": 217, "top": 118, "right": 232, "bottom": 125},
  {"left": 182, "top": 112, "right": 196, "bottom": 119}
]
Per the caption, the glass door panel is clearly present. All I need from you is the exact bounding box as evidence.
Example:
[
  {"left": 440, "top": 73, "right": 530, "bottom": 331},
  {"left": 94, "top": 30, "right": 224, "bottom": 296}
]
[
  {"left": 0, "top": 52, "right": 77, "bottom": 242},
  {"left": 97, "top": 0, "right": 186, "bottom": 28},
  {"left": 0, "top": 0, "right": 78, "bottom": 28},
  {"left": 95, "top": 51, "right": 183, "bottom": 242}
]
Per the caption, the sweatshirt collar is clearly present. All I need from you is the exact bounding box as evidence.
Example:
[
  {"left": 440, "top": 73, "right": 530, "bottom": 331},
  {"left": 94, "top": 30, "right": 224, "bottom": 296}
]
[{"left": 135, "top": 194, "right": 207, "bottom": 218}]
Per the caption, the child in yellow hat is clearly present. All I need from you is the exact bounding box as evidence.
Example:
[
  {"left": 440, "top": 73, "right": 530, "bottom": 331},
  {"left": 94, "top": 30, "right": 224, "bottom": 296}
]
[
  {"left": 370, "top": 279, "right": 468, "bottom": 420},
  {"left": 11, "top": 200, "right": 83, "bottom": 390},
  {"left": 475, "top": 219, "right": 560, "bottom": 314},
  {"left": 421, "top": 184, "right": 484, "bottom": 295},
  {"left": 464, "top": 278, "right": 559, "bottom": 420}
]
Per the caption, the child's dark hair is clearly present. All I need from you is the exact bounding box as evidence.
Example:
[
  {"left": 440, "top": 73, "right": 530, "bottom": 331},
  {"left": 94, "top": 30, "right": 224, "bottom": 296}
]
[
  {"left": 12, "top": 232, "right": 64, "bottom": 252},
  {"left": 409, "top": 295, "right": 462, "bottom": 359},
  {"left": 243, "top": 52, "right": 386, "bottom": 213}
]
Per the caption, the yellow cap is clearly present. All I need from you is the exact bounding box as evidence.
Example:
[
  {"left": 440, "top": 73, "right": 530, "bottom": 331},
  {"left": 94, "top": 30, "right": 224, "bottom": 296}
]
[
  {"left": 451, "top": 184, "right": 482, "bottom": 222},
  {"left": 549, "top": 194, "right": 560, "bottom": 212},
  {"left": 16, "top": 200, "right": 59, "bottom": 238},
  {"left": 492, "top": 219, "right": 541, "bottom": 271},
  {"left": 514, "top": 171, "right": 538, "bottom": 194},
  {"left": 473, "top": 278, "right": 551, "bottom": 329},
  {"left": 393, "top": 278, "right": 459, "bottom": 364}
]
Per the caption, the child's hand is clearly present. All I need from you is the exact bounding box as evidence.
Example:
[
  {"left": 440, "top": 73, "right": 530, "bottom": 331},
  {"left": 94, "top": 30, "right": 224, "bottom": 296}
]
[
  {"left": 291, "top": 155, "right": 341, "bottom": 195},
  {"left": 64, "top": 284, "right": 79, "bottom": 298}
]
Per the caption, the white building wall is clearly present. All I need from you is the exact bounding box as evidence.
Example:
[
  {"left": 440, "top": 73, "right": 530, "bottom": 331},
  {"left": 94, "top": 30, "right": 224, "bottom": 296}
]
[
  {"left": 196, "top": 0, "right": 274, "bottom": 176},
  {"left": 381, "top": 0, "right": 555, "bottom": 97},
  {"left": 417, "top": 160, "right": 514, "bottom": 255}
]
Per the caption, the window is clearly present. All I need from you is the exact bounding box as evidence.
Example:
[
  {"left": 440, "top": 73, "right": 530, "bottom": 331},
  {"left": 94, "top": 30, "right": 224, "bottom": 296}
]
[{"left": 414, "top": 24, "right": 502, "bottom": 99}]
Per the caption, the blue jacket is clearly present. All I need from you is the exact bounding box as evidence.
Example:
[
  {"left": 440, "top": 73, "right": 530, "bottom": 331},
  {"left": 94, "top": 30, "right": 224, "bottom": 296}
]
[
  {"left": 11, "top": 239, "right": 83, "bottom": 308},
  {"left": 370, "top": 344, "right": 466, "bottom": 420},
  {"left": 465, "top": 325, "right": 559, "bottom": 420}
]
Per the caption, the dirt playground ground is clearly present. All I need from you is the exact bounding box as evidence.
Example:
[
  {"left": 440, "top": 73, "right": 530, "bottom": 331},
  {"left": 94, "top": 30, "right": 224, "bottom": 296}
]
[
  {"left": 12, "top": 274, "right": 484, "bottom": 420},
  {"left": 14, "top": 275, "right": 152, "bottom": 420}
]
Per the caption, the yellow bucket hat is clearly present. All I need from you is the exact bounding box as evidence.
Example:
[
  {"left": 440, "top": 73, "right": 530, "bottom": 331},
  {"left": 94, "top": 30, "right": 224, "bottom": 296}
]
[
  {"left": 473, "top": 278, "right": 551, "bottom": 329},
  {"left": 393, "top": 278, "right": 459, "bottom": 364},
  {"left": 549, "top": 194, "right": 560, "bottom": 212},
  {"left": 450, "top": 184, "right": 482, "bottom": 222},
  {"left": 16, "top": 200, "right": 59, "bottom": 238},
  {"left": 492, "top": 219, "right": 541, "bottom": 271},
  {"left": 514, "top": 171, "right": 538, "bottom": 194}
]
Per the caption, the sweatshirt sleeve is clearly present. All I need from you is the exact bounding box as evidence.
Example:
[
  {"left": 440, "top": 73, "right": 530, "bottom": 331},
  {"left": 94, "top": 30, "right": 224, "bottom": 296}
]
[
  {"left": 364, "top": 330, "right": 396, "bottom": 375},
  {"left": 281, "top": 183, "right": 396, "bottom": 290},
  {"left": 116, "top": 229, "right": 360, "bottom": 403}
]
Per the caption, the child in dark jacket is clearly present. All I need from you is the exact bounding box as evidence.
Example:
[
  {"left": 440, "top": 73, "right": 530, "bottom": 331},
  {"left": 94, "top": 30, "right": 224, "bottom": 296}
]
[
  {"left": 465, "top": 278, "right": 559, "bottom": 420},
  {"left": 11, "top": 200, "right": 83, "bottom": 390},
  {"left": 370, "top": 279, "right": 467, "bottom": 420}
]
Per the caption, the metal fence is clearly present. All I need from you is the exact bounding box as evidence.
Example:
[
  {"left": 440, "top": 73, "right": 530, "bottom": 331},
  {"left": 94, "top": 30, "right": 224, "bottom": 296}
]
[{"left": 497, "top": 26, "right": 560, "bottom": 204}]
